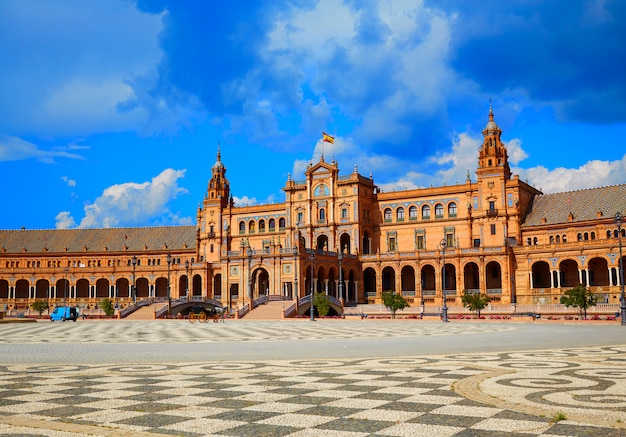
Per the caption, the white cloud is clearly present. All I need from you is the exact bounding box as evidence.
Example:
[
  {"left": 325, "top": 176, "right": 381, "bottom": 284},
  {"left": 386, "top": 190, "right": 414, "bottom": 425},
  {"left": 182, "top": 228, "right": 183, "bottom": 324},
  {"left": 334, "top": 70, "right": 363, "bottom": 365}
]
[
  {"left": 0, "top": 134, "right": 84, "bottom": 163},
  {"left": 58, "top": 169, "right": 190, "bottom": 228},
  {"left": 516, "top": 154, "right": 626, "bottom": 193},
  {"left": 55, "top": 211, "right": 77, "bottom": 230},
  {"left": 233, "top": 195, "right": 258, "bottom": 207}
]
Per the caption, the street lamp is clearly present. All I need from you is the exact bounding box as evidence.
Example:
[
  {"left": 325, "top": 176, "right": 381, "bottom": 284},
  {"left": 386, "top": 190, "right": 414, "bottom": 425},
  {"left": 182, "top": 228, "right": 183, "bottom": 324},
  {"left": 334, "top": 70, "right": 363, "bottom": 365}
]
[
  {"left": 614, "top": 212, "right": 625, "bottom": 326},
  {"left": 247, "top": 247, "right": 253, "bottom": 307},
  {"left": 440, "top": 239, "right": 448, "bottom": 323},
  {"left": 166, "top": 254, "right": 172, "bottom": 317},
  {"left": 185, "top": 260, "right": 190, "bottom": 300},
  {"left": 338, "top": 245, "right": 344, "bottom": 302},
  {"left": 131, "top": 256, "right": 137, "bottom": 304},
  {"left": 309, "top": 253, "right": 315, "bottom": 321},
  {"left": 294, "top": 228, "right": 299, "bottom": 300}
]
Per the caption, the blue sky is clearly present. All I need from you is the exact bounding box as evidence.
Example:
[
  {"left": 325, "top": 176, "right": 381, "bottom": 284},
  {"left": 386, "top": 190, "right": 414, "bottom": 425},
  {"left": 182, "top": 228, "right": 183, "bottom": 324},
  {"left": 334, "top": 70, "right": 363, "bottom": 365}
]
[{"left": 1, "top": 0, "right": 625, "bottom": 230}]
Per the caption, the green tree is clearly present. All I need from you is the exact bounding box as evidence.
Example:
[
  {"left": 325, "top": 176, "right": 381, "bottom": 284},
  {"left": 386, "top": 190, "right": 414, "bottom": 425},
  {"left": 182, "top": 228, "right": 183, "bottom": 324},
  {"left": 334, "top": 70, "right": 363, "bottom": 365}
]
[
  {"left": 100, "top": 298, "right": 115, "bottom": 317},
  {"left": 31, "top": 300, "right": 49, "bottom": 316},
  {"left": 461, "top": 289, "right": 490, "bottom": 318},
  {"left": 382, "top": 291, "right": 409, "bottom": 319},
  {"left": 560, "top": 284, "right": 597, "bottom": 320},
  {"left": 313, "top": 292, "right": 330, "bottom": 317}
]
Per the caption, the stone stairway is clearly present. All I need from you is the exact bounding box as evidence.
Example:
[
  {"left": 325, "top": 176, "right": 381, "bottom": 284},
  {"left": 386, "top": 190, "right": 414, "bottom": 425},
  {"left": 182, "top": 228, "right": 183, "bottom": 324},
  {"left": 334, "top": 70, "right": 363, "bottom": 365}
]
[
  {"left": 243, "top": 301, "right": 289, "bottom": 320},
  {"left": 122, "top": 304, "right": 162, "bottom": 320}
]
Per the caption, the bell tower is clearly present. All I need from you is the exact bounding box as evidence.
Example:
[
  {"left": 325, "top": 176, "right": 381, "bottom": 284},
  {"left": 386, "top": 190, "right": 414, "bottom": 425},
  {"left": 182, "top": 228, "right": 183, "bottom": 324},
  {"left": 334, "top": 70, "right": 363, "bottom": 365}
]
[
  {"left": 207, "top": 146, "right": 230, "bottom": 208},
  {"left": 476, "top": 103, "right": 511, "bottom": 180}
]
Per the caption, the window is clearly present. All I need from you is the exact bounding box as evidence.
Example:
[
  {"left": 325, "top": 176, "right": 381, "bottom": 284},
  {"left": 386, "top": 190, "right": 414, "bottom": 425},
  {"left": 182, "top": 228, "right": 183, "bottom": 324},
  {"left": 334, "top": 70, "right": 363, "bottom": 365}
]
[
  {"left": 577, "top": 233, "right": 582, "bottom": 241},
  {"left": 422, "top": 205, "right": 431, "bottom": 219},
  {"left": 416, "top": 235, "right": 425, "bottom": 250},
  {"left": 259, "top": 219, "right": 265, "bottom": 233},
  {"left": 489, "top": 201, "right": 495, "bottom": 211},
  {"left": 249, "top": 220, "right": 256, "bottom": 234},
  {"left": 556, "top": 235, "right": 561, "bottom": 243},
  {"left": 473, "top": 239, "right": 481, "bottom": 248},
  {"left": 527, "top": 238, "right": 532, "bottom": 246},
  {"left": 269, "top": 219, "right": 276, "bottom": 232},
  {"left": 279, "top": 217, "right": 286, "bottom": 230},
  {"left": 448, "top": 202, "right": 457, "bottom": 217},
  {"left": 388, "top": 237, "right": 397, "bottom": 252},
  {"left": 341, "top": 208, "right": 348, "bottom": 219},
  {"left": 435, "top": 203, "right": 444, "bottom": 218},
  {"left": 397, "top": 207, "right": 404, "bottom": 221},
  {"left": 607, "top": 230, "right": 612, "bottom": 239},
  {"left": 584, "top": 232, "right": 589, "bottom": 241},
  {"left": 591, "top": 232, "right": 596, "bottom": 240},
  {"left": 446, "top": 233, "right": 454, "bottom": 248},
  {"left": 297, "top": 212, "right": 303, "bottom": 225},
  {"left": 319, "top": 208, "right": 326, "bottom": 221},
  {"left": 239, "top": 221, "right": 245, "bottom": 234},
  {"left": 409, "top": 206, "right": 417, "bottom": 220},
  {"left": 562, "top": 234, "right": 567, "bottom": 243},
  {"left": 210, "top": 244, "right": 214, "bottom": 253},
  {"left": 384, "top": 208, "right": 392, "bottom": 222},
  {"left": 490, "top": 224, "right": 496, "bottom": 235},
  {"left": 533, "top": 237, "right": 538, "bottom": 245},
  {"left": 550, "top": 235, "right": 554, "bottom": 244}
]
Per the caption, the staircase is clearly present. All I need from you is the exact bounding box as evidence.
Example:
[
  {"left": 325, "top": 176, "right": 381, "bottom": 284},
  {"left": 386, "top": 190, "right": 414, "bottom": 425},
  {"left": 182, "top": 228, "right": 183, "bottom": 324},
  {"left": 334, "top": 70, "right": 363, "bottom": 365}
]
[
  {"left": 243, "top": 301, "right": 288, "bottom": 320},
  {"left": 123, "top": 304, "right": 162, "bottom": 320}
]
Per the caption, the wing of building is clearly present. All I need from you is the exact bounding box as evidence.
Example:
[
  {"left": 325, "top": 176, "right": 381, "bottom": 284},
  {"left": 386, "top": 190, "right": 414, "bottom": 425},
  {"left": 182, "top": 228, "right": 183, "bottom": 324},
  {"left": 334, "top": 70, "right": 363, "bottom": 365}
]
[{"left": 1, "top": 108, "right": 625, "bottom": 315}]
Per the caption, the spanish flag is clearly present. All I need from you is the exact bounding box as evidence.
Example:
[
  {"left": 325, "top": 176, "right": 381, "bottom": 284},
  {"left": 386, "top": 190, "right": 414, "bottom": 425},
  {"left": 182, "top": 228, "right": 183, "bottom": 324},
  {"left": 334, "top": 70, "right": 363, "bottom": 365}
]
[{"left": 322, "top": 132, "right": 335, "bottom": 144}]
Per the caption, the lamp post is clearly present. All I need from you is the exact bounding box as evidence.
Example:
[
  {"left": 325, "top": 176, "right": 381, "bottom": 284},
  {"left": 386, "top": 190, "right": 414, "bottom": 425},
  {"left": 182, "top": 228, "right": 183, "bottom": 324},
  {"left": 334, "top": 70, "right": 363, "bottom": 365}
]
[
  {"left": 166, "top": 254, "right": 172, "bottom": 317},
  {"left": 185, "top": 260, "right": 190, "bottom": 300},
  {"left": 131, "top": 256, "right": 137, "bottom": 304},
  {"left": 309, "top": 253, "right": 315, "bottom": 321},
  {"left": 64, "top": 267, "right": 68, "bottom": 306},
  {"left": 294, "top": 228, "right": 299, "bottom": 300},
  {"left": 338, "top": 245, "right": 344, "bottom": 302},
  {"left": 614, "top": 212, "right": 626, "bottom": 326},
  {"left": 440, "top": 239, "right": 448, "bottom": 322}
]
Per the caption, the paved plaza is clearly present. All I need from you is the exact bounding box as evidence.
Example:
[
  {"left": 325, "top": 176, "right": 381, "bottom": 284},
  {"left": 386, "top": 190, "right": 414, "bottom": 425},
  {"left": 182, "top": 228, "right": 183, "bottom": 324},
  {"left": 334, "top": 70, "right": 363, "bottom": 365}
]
[{"left": 1, "top": 320, "right": 625, "bottom": 436}]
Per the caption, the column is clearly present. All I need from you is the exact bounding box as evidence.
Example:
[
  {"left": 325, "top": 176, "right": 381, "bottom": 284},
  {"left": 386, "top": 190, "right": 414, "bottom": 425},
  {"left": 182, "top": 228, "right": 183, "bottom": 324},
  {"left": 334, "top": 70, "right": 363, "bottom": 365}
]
[
  {"left": 578, "top": 269, "right": 583, "bottom": 285},
  {"left": 609, "top": 267, "right": 614, "bottom": 287},
  {"left": 550, "top": 270, "right": 555, "bottom": 288}
]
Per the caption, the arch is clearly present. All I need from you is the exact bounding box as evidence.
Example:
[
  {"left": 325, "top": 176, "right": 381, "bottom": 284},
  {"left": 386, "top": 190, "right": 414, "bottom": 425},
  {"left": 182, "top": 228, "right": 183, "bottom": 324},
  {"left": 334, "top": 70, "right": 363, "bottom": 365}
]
[
  {"left": 448, "top": 202, "right": 457, "bottom": 217},
  {"left": 268, "top": 218, "right": 276, "bottom": 232},
  {"left": 531, "top": 261, "right": 551, "bottom": 288},
  {"left": 327, "top": 267, "right": 337, "bottom": 297},
  {"left": 363, "top": 267, "right": 377, "bottom": 298},
  {"left": 409, "top": 205, "right": 418, "bottom": 220},
  {"left": 422, "top": 204, "right": 431, "bottom": 220},
  {"left": 248, "top": 220, "right": 256, "bottom": 234},
  {"left": 76, "top": 278, "right": 89, "bottom": 298},
  {"left": 278, "top": 217, "right": 286, "bottom": 230},
  {"left": 401, "top": 265, "right": 415, "bottom": 294},
  {"left": 213, "top": 273, "right": 222, "bottom": 299},
  {"left": 396, "top": 207, "right": 405, "bottom": 221},
  {"left": 156, "top": 277, "right": 168, "bottom": 297},
  {"left": 116, "top": 278, "right": 130, "bottom": 298},
  {"left": 239, "top": 221, "right": 245, "bottom": 234},
  {"left": 435, "top": 203, "right": 444, "bottom": 218},
  {"left": 559, "top": 259, "right": 580, "bottom": 288},
  {"left": 192, "top": 274, "right": 202, "bottom": 296},
  {"left": 136, "top": 277, "right": 149, "bottom": 299},
  {"left": 421, "top": 265, "right": 436, "bottom": 295},
  {"left": 0, "top": 279, "right": 9, "bottom": 299},
  {"left": 35, "top": 279, "right": 49, "bottom": 299},
  {"left": 15, "top": 279, "right": 29, "bottom": 299},
  {"left": 347, "top": 269, "right": 357, "bottom": 302},
  {"left": 383, "top": 208, "right": 392, "bottom": 222},
  {"left": 362, "top": 230, "right": 371, "bottom": 254},
  {"left": 178, "top": 275, "right": 188, "bottom": 297},
  {"left": 257, "top": 268, "right": 270, "bottom": 296},
  {"left": 382, "top": 266, "right": 396, "bottom": 292},
  {"left": 463, "top": 262, "right": 479, "bottom": 291},
  {"left": 55, "top": 279, "right": 70, "bottom": 301},
  {"left": 588, "top": 257, "right": 609, "bottom": 286},
  {"left": 339, "top": 233, "right": 351, "bottom": 254},
  {"left": 443, "top": 263, "right": 456, "bottom": 291},
  {"left": 96, "top": 278, "right": 109, "bottom": 298},
  {"left": 258, "top": 219, "right": 266, "bottom": 233},
  {"left": 485, "top": 261, "right": 502, "bottom": 291},
  {"left": 316, "top": 234, "right": 329, "bottom": 252}
]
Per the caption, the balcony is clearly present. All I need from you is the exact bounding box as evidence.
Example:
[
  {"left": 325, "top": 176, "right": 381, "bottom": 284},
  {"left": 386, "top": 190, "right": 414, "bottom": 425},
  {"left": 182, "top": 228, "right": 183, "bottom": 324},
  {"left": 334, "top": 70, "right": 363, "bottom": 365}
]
[{"left": 486, "top": 208, "right": 498, "bottom": 218}]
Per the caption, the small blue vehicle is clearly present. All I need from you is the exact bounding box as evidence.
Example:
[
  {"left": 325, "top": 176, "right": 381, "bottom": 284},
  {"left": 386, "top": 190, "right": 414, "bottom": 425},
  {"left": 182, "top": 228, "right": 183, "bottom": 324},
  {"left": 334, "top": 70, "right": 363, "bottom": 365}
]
[{"left": 50, "top": 306, "right": 79, "bottom": 322}]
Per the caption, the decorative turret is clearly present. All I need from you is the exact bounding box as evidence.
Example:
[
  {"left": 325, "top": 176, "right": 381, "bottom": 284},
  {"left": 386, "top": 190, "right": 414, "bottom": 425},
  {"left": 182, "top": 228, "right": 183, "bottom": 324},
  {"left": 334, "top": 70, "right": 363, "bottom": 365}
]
[
  {"left": 477, "top": 102, "right": 511, "bottom": 180},
  {"left": 207, "top": 145, "right": 230, "bottom": 207}
]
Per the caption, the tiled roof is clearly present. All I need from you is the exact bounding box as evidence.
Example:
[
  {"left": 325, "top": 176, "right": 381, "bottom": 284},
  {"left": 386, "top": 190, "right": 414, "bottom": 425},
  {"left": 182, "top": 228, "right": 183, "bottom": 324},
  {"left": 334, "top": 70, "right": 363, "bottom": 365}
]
[
  {"left": 0, "top": 226, "right": 197, "bottom": 254},
  {"left": 522, "top": 184, "right": 626, "bottom": 227}
]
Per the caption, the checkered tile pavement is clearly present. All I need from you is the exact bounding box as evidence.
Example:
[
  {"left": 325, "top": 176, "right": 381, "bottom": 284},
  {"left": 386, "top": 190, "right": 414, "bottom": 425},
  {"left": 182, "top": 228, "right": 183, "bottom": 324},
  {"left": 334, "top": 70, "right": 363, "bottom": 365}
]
[{"left": 1, "top": 354, "right": 624, "bottom": 437}]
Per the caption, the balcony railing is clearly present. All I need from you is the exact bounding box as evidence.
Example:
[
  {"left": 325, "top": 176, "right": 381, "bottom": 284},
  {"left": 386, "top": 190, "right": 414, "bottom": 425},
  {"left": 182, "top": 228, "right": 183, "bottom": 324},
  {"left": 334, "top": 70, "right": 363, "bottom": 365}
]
[{"left": 486, "top": 208, "right": 498, "bottom": 218}]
